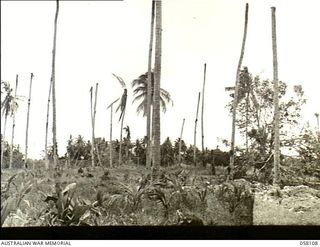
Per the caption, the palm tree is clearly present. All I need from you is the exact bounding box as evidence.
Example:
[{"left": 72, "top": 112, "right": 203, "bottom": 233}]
[
  {"left": 229, "top": 3, "right": 249, "bottom": 181},
  {"left": 89, "top": 86, "right": 95, "bottom": 167},
  {"left": 123, "top": 125, "right": 131, "bottom": 163},
  {"left": 112, "top": 73, "right": 127, "bottom": 166},
  {"left": 89, "top": 83, "right": 102, "bottom": 167},
  {"left": 153, "top": 0, "right": 162, "bottom": 168},
  {"left": 271, "top": 6, "right": 280, "bottom": 186},
  {"left": 9, "top": 75, "right": 19, "bottom": 169},
  {"left": 201, "top": 63, "right": 206, "bottom": 167},
  {"left": 146, "top": 0, "right": 156, "bottom": 168},
  {"left": 315, "top": 113, "right": 319, "bottom": 137},
  {"left": 45, "top": 77, "right": 52, "bottom": 170},
  {"left": 178, "top": 118, "right": 185, "bottom": 165},
  {"left": 107, "top": 98, "right": 119, "bottom": 168},
  {"left": 131, "top": 72, "right": 173, "bottom": 116},
  {"left": 51, "top": 0, "right": 60, "bottom": 170},
  {"left": 194, "top": 92, "right": 201, "bottom": 166},
  {"left": 25, "top": 73, "right": 34, "bottom": 169},
  {"left": 1, "top": 81, "right": 19, "bottom": 169}
]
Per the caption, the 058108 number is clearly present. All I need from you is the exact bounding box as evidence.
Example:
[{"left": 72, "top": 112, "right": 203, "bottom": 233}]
[{"left": 300, "top": 241, "right": 319, "bottom": 246}]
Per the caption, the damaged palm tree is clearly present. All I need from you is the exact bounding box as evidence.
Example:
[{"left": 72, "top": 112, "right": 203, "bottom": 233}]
[
  {"left": 112, "top": 73, "right": 127, "bottom": 166},
  {"left": 229, "top": 3, "right": 249, "bottom": 180},
  {"left": 9, "top": 75, "right": 19, "bottom": 169},
  {"left": 25, "top": 73, "right": 34, "bottom": 169},
  {"left": 1, "top": 81, "right": 19, "bottom": 169},
  {"left": 107, "top": 98, "right": 119, "bottom": 168}
]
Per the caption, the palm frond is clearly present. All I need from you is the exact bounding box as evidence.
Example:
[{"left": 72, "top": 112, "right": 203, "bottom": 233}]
[
  {"left": 160, "top": 97, "right": 168, "bottom": 113},
  {"left": 107, "top": 98, "right": 119, "bottom": 109},
  {"left": 131, "top": 75, "right": 147, "bottom": 87},
  {"left": 136, "top": 100, "right": 147, "bottom": 116},
  {"left": 160, "top": 89, "right": 173, "bottom": 105},
  {"left": 133, "top": 86, "right": 147, "bottom": 96},
  {"left": 115, "top": 103, "right": 121, "bottom": 113},
  {"left": 225, "top": 86, "right": 235, "bottom": 92},
  {"left": 112, "top": 73, "right": 126, "bottom": 89},
  {"left": 132, "top": 92, "right": 146, "bottom": 104}
]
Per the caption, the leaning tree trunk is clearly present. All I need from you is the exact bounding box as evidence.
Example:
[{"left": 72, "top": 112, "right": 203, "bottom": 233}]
[
  {"left": 90, "top": 87, "right": 95, "bottom": 167},
  {"left": 25, "top": 73, "right": 34, "bottom": 169},
  {"left": 178, "top": 118, "right": 185, "bottom": 165},
  {"left": 119, "top": 108, "right": 126, "bottom": 166},
  {"left": 229, "top": 3, "right": 249, "bottom": 180},
  {"left": 193, "top": 92, "right": 200, "bottom": 166},
  {"left": 146, "top": 0, "right": 155, "bottom": 169},
  {"left": 152, "top": 0, "right": 162, "bottom": 168},
  {"left": 1, "top": 116, "right": 8, "bottom": 169},
  {"left": 45, "top": 79, "right": 52, "bottom": 170},
  {"left": 271, "top": 6, "right": 280, "bottom": 186},
  {"left": 201, "top": 63, "right": 207, "bottom": 167},
  {"left": 9, "top": 74, "right": 18, "bottom": 169},
  {"left": 51, "top": 0, "right": 59, "bottom": 170}
]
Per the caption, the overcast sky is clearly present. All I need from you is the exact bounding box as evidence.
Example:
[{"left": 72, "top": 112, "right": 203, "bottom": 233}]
[{"left": 1, "top": 0, "right": 320, "bottom": 159}]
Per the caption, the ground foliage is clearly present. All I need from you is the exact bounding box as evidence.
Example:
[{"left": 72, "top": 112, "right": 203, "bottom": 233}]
[{"left": 1, "top": 164, "right": 255, "bottom": 226}]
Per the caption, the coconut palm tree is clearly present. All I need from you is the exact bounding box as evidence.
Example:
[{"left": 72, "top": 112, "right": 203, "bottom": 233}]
[
  {"left": 194, "top": 92, "right": 201, "bottom": 166},
  {"left": 123, "top": 125, "right": 131, "bottom": 163},
  {"left": 229, "top": 3, "right": 249, "bottom": 181},
  {"left": 178, "top": 118, "right": 185, "bottom": 165},
  {"left": 271, "top": 6, "right": 280, "bottom": 186},
  {"left": 112, "top": 73, "right": 127, "bottom": 166},
  {"left": 1, "top": 81, "right": 19, "bottom": 169},
  {"left": 315, "top": 113, "right": 319, "bottom": 137},
  {"left": 9, "top": 75, "right": 19, "bottom": 169},
  {"left": 51, "top": 0, "right": 60, "bottom": 170},
  {"left": 131, "top": 72, "right": 173, "bottom": 116},
  {"left": 45, "top": 78, "right": 52, "bottom": 170},
  {"left": 153, "top": 0, "right": 162, "bottom": 168},
  {"left": 201, "top": 63, "right": 206, "bottom": 167},
  {"left": 107, "top": 98, "right": 119, "bottom": 168},
  {"left": 89, "top": 83, "right": 102, "bottom": 167},
  {"left": 89, "top": 86, "right": 95, "bottom": 167},
  {"left": 146, "top": 0, "right": 156, "bottom": 168},
  {"left": 25, "top": 73, "right": 34, "bottom": 169}
]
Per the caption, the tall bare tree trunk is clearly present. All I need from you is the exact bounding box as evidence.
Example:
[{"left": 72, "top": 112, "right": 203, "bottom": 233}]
[
  {"left": 271, "top": 6, "right": 280, "bottom": 186},
  {"left": 51, "top": 0, "right": 59, "bottom": 170},
  {"left": 45, "top": 80, "right": 52, "bottom": 170},
  {"left": 315, "top": 113, "right": 320, "bottom": 140},
  {"left": 90, "top": 87, "right": 95, "bottom": 167},
  {"left": 109, "top": 105, "right": 113, "bottom": 167},
  {"left": 152, "top": 0, "right": 162, "bottom": 168},
  {"left": 193, "top": 92, "right": 200, "bottom": 166},
  {"left": 9, "top": 74, "right": 18, "bottom": 169},
  {"left": 1, "top": 117, "right": 8, "bottom": 169},
  {"left": 119, "top": 108, "right": 126, "bottom": 166},
  {"left": 178, "top": 118, "right": 185, "bottom": 165},
  {"left": 107, "top": 98, "right": 118, "bottom": 168},
  {"left": 93, "top": 83, "right": 102, "bottom": 166},
  {"left": 229, "top": 3, "right": 249, "bottom": 180},
  {"left": 25, "top": 73, "right": 34, "bottom": 169},
  {"left": 245, "top": 92, "right": 249, "bottom": 154},
  {"left": 201, "top": 63, "right": 206, "bottom": 167},
  {"left": 146, "top": 0, "right": 155, "bottom": 169}
]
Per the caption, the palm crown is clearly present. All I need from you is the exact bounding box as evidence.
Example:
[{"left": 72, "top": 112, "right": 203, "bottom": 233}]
[
  {"left": 1, "top": 81, "right": 19, "bottom": 117},
  {"left": 131, "top": 72, "right": 173, "bottom": 116}
]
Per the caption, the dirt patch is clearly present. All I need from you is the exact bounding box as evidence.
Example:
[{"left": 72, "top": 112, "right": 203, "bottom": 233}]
[{"left": 253, "top": 185, "right": 320, "bottom": 225}]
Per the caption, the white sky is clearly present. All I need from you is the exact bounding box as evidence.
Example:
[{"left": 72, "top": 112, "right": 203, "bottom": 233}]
[{"left": 1, "top": 0, "right": 320, "bottom": 159}]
